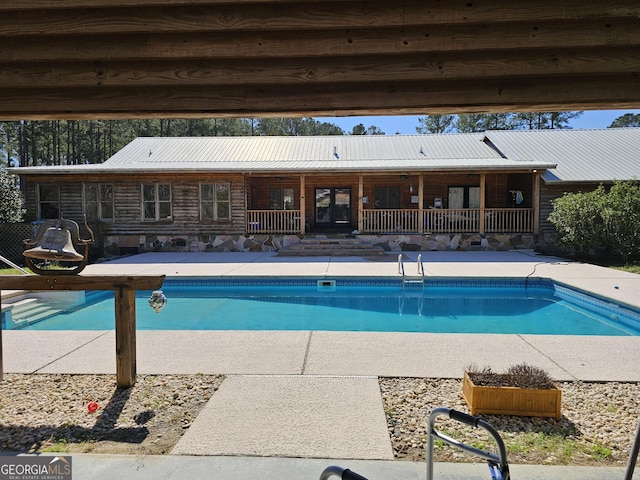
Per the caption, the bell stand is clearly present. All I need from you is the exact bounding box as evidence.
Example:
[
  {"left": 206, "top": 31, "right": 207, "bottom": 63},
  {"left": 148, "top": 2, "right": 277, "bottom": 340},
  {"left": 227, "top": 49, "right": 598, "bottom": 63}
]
[{"left": 0, "top": 274, "right": 165, "bottom": 388}]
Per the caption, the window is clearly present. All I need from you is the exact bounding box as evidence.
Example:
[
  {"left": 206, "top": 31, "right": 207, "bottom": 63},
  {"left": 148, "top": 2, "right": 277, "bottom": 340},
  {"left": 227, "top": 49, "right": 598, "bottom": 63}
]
[
  {"left": 83, "top": 183, "right": 114, "bottom": 220},
  {"left": 37, "top": 184, "right": 60, "bottom": 219},
  {"left": 199, "top": 183, "right": 230, "bottom": 221},
  {"left": 269, "top": 187, "right": 295, "bottom": 210},
  {"left": 448, "top": 186, "right": 480, "bottom": 209},
  {"left": 374, "top": 186, "right": 400, "bottom": 208},
  {"left": 142, "top": 183, "right": 172, "bottom": 221}
]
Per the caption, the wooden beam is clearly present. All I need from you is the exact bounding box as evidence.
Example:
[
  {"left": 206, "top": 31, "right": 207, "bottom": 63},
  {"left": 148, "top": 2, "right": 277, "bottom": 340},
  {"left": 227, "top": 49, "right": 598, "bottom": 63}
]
[
  {"left": 0, "top": 275, "right": 165, "bottom": 291},
  {"left": 0, "top": 0, "right": 350, "bottom": 10},
  {"left": 1, "top": 0, "right": 640, "bottom": 118},
  {"left": 2, "top": 1, "right": 639, "bottom": 36},
  {"left": 4, "top": 47, "right": 639, "bottom": 89},
  {"left": 3, "top": 20, "right": 640, "bottom": 62},
  {"left": 1, "top": 74, "right": 638, "bottom": 120}
]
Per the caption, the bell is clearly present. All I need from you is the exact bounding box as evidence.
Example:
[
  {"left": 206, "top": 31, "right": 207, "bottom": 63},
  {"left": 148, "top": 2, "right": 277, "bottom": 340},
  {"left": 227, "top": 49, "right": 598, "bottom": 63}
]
[{"left": 23, "top": 226, "right": 85, "bottom": 262}]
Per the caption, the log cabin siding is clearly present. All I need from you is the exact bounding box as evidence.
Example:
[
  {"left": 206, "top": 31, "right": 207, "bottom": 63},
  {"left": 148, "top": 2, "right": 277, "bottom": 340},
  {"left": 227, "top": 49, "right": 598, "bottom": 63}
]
[
  {"left": 113, "top": 182, "right": 141, "bottom": 224},
  {"left": 22, "top": 173, "right": 248, "bottom": 237},
  {"left": 539, "top": 182, "right": 602, "bottom": 236}
]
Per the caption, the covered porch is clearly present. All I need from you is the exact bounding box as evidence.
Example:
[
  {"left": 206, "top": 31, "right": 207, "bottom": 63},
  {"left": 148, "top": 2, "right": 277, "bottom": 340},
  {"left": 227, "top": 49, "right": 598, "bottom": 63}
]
[{"left": 245, "top": 172, "right": 540, "bottom": 236}]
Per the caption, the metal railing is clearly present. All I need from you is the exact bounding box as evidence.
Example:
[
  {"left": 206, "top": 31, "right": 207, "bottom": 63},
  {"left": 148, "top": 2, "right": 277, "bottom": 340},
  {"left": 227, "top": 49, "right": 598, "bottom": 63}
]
[
  {"left": 398, "top": 253, "right": 425, "bottom": 288},
  {"left": 0, "top": 253, "right": 29, "bottom": 274}
]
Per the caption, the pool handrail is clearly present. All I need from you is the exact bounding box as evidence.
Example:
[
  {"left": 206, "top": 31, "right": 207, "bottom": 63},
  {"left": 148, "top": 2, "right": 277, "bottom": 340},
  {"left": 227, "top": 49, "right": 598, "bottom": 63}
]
[
  {"left": 399, "top": 254, "right": 425, "bottom": 290},
  {"left": 0, "top": 253, "right": 29, "bottom": 274}
]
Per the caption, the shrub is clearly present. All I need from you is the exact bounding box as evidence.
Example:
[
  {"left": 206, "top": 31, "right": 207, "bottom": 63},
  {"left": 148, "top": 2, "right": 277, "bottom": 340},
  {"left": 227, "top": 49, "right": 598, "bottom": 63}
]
[
  {"left": 601, "top": 181, "right": 640, "bottom": 261},
  {"left": 466, "top": 363, "right": 556, "bottom": 389},
  {"left": 549, "top": 180, "right": 640, "bottom": 261},
  {"left": 548, "top": 185, "right": 607, "bottom": 257},
  {"left": 0, "top": 168, "right": 24, "bottom": 223}
]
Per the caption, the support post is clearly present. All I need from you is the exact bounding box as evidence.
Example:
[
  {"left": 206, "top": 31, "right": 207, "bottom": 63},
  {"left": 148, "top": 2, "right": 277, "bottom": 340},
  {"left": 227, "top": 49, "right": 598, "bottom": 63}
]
[
  {"left": 418, "top": 175, "right": 424, "bottom": 234},
  {"left": 0, "top": 274, "right": 164, "bottom": 388},
  {"left": 532, "top": 172, "right": 541, "bottom": 235},
  {"left": 479, "top": 174, "right": 486, "bottom": 235},
  {"left": 300, "top": 174, "right": 306, "bottom": 234},
  {"left": 358, "top": 175, "right": 364, "bottom": 233},
  {"left": 115, "top": 287, "right": 137, "bottom": 388}
]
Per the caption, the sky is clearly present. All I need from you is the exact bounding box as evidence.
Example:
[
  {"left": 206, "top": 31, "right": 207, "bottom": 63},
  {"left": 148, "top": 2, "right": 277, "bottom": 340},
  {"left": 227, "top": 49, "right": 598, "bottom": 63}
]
[{"left": 317, "top": 109, "right": 640, "bottom": 135}]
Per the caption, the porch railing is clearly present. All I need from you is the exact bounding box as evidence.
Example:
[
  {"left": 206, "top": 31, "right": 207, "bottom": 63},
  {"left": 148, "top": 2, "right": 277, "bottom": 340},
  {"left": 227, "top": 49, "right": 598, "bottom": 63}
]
[
  {"left": 484, "top": 208, "right": 534, "bottom": 233},
  {"left": 362, "top": 208, "right": 533, "bottom": 234},
  {"left": 246, "top": 208, "right": 533, "bottom": 235},
  {"left": 423, "top": 208, "right": 479, "bottom": 233},
  {"left": 246, "top": 209, "right": 302, "bottom": 233},
  {"left": 362, "top": 209, "right": 421, "bottom": 233}
]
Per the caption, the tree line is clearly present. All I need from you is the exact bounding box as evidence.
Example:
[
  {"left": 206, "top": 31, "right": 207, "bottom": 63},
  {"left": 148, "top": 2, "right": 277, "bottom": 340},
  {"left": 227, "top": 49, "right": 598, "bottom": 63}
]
[
  {"left": 416, "top": 111, "right": 640, "bottom": 133},
  {"left": 0, "top": 118, "right": 348, "bottom": 168},
  {"left": 2, "top": 112, "right": 639, "bottom": 168},
  {"left": 415, "top": 112, "right": 586, "bottom": 133}
]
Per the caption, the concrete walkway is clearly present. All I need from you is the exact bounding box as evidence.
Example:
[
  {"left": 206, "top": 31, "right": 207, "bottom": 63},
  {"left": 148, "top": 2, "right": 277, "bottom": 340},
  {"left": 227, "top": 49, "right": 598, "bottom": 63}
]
[{"left": 2, "top": 250, "right": 640, "bottom": 479}]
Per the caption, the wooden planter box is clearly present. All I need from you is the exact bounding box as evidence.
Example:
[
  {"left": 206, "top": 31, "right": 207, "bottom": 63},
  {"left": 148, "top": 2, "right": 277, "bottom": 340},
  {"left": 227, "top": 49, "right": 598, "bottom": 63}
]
[{"left": 462, "top": 372, "right": 562, "bottom": 419}]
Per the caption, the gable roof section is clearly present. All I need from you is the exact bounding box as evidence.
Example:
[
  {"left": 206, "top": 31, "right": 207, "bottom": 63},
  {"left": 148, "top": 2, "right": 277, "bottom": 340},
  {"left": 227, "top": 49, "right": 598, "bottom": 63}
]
[
  {"left": 10, "top": 133, "right": 554, "bottom": 175},
  {"left": 484, "top": 128, "right": 640, "bottom": 184}
]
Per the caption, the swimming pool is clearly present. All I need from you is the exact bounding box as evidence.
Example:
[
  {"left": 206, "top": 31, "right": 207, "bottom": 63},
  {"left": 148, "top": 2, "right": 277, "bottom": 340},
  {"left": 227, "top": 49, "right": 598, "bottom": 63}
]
[{"left": 7, "top": 277, "right": 640, "bottom": 335}]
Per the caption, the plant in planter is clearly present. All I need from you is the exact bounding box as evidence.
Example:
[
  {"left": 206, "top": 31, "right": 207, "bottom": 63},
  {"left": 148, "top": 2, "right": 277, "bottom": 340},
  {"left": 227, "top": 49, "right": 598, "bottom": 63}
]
[{"left": 462, "top": 363, "right": 562, "bottom": 419}]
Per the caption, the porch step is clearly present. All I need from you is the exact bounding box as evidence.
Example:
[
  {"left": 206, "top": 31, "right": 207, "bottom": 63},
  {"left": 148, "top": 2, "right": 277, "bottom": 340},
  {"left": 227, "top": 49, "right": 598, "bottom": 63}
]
[{"left": 278, "top": 236, "right": 385, "bottom": 257}]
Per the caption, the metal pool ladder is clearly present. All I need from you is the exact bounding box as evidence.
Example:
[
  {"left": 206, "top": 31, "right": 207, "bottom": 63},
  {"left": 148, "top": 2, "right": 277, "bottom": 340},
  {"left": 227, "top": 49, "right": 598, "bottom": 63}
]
[{"left": 398, "top": 253, "right": 425, "bottom": 290}]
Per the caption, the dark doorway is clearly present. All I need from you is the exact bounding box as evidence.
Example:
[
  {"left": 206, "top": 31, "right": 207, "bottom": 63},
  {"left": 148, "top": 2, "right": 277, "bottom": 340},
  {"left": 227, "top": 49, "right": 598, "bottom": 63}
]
[{"left": 314, "top": 187, "right": 352, "bottom": 230}]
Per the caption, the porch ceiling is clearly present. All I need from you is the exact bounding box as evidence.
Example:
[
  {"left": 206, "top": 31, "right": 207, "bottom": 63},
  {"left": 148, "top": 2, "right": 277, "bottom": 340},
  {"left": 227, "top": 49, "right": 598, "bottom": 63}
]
[{"left": 1, "top": 1, "right": 639, "bottom": 120}]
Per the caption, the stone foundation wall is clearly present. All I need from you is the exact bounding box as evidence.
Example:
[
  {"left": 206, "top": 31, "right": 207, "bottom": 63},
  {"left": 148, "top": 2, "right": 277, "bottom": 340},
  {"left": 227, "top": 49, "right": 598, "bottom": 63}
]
[{"left": 103, "top": 232, "right": 537, "bottom": 255}]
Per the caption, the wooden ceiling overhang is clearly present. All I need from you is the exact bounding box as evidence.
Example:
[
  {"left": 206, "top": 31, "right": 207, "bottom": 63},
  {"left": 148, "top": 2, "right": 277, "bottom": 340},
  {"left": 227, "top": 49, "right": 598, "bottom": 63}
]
[{"left": 1, "top": 0, "right": 639, "bottom": 120}]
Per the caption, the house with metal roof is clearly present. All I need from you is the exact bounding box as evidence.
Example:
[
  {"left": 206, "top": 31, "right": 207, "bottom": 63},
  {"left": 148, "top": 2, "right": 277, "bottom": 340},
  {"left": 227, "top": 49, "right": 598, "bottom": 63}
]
[{"left": 10, "top": 128, "right": 640, "bottom": 255}]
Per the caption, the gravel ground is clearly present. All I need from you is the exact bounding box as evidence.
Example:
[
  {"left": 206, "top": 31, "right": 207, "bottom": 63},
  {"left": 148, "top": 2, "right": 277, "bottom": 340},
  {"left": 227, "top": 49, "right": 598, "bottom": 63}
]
[
  {"left": 380, "top": 378, "right": 640, "bottom": 466},
  {"left": 0, "top": 374, "right": 224, "bottom": 455},
  {"left": 0, "top": 374, "right": 638, "bottom": 466}
]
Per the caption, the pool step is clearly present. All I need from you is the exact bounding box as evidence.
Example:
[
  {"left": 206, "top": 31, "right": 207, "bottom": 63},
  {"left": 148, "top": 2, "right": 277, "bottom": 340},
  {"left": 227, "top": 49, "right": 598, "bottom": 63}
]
[
  {"left": 2, "top": 297, "right": 67, "bottom": 329},
  {"left": 278, "top": 237, "right": 385, "bottom": 257}
]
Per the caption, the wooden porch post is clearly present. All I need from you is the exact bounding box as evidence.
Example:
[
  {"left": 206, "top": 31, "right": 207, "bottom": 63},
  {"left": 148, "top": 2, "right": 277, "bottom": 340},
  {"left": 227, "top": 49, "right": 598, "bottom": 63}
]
[
  {"left": 358, "top": 175, "right": 364, "bottom": 233},
  {"left": 479, "top": 174, "right": 486, "bottom": 235},
  {"left": 533, "top": 172, "right": 541, "bottom": 235},
  {"left": 418, "top": 175, "right": 424, "bottom": 233},
  {"left": 300, "top": 175, "right": 306, "bottom": 235},
  {"left": 115, "top": 287, "right": 137, "bottom": 388}
]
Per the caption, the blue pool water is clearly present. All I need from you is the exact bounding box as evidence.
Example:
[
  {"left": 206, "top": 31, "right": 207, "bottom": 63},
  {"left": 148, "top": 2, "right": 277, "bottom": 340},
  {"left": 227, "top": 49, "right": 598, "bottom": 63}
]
[{"left": 9, "top": 278, "right": 640, "bottom": 335}]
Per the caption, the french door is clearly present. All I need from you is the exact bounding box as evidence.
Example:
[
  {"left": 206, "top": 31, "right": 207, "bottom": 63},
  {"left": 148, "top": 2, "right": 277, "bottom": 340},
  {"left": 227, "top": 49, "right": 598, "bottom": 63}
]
[{"left": 314, "top": 187, "right": 351, "bottom": 227}]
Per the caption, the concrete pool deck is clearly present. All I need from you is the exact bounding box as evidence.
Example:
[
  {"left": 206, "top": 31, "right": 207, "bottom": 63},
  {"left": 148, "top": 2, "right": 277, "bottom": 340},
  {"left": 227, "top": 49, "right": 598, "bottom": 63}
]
[{"left": 2, "top": 250, "right": 640, "bottom": 479}]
